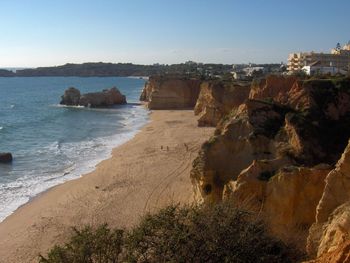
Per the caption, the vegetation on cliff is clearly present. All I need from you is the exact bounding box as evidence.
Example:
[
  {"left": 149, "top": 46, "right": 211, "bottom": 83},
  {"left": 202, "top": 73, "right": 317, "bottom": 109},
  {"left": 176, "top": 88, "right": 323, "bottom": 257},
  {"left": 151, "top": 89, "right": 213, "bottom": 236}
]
[{"left": 39, "top": 203, "right": 302, "bottom": 263}]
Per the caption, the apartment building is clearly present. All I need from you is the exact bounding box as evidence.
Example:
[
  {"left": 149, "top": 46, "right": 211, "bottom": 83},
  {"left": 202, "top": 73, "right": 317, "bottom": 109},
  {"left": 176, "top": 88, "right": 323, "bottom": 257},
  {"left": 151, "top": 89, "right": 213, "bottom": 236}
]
[{"left": 288, "top": 43, "right": 350, "bottom": 74}]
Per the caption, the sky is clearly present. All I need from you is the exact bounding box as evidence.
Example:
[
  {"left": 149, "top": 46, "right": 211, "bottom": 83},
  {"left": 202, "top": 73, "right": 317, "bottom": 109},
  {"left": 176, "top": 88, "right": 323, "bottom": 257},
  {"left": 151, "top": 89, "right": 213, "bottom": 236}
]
[{"left": 0, "top": 0, "right": 349, "bottom": 67}]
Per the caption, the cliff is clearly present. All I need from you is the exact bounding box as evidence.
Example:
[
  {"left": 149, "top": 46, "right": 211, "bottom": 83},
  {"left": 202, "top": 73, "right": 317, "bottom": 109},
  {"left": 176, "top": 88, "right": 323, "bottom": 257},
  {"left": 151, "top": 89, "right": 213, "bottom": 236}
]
[
  {"left": 194, "top": 80, "right": 251, "bottom": 127},
  {"left": 307, "top": 139, "right": 350, "bottom": 260},
  {"left": 249, "top": 75, "right": 297, "bottom": 102},
  {"left": 140, "top": 76, "right": 201, "bottom": 109},
  {"left": 190, "top": 76, "right": 350, "bottom": 258}
]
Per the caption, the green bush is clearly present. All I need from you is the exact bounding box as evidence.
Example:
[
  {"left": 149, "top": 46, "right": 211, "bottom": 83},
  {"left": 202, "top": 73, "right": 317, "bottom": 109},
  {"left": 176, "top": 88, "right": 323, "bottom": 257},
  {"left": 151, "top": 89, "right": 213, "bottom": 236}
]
[
  {"left": 39, "top": 225, "right": 124, "bottom": 263},
  {"left": 40, "top": 203, "right": 303, "bottom": 263}
]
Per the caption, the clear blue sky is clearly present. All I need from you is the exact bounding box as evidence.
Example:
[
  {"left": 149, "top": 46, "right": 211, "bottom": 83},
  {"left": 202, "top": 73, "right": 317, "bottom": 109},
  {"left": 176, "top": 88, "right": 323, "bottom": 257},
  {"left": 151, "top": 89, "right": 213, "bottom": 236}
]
[{"left": 0, "top": 0, "right": 349, "bottom": 67}]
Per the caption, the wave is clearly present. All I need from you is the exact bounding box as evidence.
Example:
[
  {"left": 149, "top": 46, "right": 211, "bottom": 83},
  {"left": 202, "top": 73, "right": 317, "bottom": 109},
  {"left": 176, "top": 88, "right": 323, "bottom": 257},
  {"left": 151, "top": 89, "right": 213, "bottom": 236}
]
[
  {"left": 50, "top": 104, "right": 132, "bottom": 113},
  {"left": 51, "top": 104, "right": 85, "bottom": 109},
  {"left": 0, "top": 105, "right": 149, "bottom": 222}
]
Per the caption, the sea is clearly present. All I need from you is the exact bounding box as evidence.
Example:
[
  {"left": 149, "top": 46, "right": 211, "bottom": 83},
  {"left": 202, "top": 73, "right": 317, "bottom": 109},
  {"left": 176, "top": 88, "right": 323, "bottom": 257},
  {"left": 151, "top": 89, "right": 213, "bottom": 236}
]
[{"left": 0, "top": 77, "right": 149, "bottom": 222}]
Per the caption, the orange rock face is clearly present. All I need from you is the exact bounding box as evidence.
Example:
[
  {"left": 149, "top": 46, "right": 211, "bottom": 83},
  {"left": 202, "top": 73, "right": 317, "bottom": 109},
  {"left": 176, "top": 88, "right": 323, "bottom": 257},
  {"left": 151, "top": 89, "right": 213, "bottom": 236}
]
[
  {"left": 194, "top": 80, "right": 250, "bottom": 127},
  {"left": 249, "top": 75, "right": 297, "bottom": 103},
  {"left": 190, "top": 76, "right": 350, "bottom": 259},
  {"left": 306, "top": 240, "right": 350, "bottom": 263},
  {"left": 307, "top": 140, "right": 350, "bottom": 259},
  {"left": 226, "top": 160, "right": 330, "bottom": 246},
  {"left": 139, "top": 76, "right": 201, "bottom": 109}
]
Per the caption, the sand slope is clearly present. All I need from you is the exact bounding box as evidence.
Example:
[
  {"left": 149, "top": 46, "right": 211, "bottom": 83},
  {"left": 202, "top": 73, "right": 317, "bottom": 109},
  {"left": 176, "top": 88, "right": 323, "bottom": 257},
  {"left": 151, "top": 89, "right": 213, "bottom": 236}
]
[{"left": 0, "top": 110, "right": 214, "bottom": 263}]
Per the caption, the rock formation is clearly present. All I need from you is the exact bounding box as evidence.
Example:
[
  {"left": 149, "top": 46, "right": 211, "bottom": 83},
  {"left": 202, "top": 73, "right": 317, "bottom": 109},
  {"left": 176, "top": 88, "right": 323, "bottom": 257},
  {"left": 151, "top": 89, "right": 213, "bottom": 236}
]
[
  {"left": 60, "top": 87, "right": 126, "bottom": 107},
  {"left": 191, "top": 78, "right": 350, "bottom": 203},
  {"left": 194, "top": 80, "right": 250, "bottom": 127},
  {"left": 60, "top": 87, "right": 81, "bottom": 106},
  {"left": 191, "top": 100, "right": 288, "bottom": 203},
  {"left": 190, "top": 76, "right": 350, "bottom": 258},
  {"left": 306, "top": 240, "right": 350, "bottom": 263},
  {"left": 307, "top": 139, "right": 350, "bottom": 259},
  {"left": 249, "top": 75, "right": 297, "bottom": 103},
  {"left": 0, "top": 152, "right": 13, "bottom": 163},
  {"left": 226, "top": 161, "right": 330, "bottom": 244},
  {"left": 139, "top": 75, "right": 201, "bottom": 109}
]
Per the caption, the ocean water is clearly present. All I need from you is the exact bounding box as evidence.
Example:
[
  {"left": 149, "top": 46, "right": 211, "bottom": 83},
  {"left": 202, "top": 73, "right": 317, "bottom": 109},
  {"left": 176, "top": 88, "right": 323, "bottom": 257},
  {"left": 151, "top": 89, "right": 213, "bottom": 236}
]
[{"left": 0, "top": 77, "right": 149, "bottom": 222}]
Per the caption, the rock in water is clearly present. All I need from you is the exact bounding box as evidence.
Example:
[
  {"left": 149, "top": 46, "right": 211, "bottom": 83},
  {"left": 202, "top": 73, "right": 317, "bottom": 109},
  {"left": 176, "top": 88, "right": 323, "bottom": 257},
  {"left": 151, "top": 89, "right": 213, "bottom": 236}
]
[
  {"left": 0, "top": 152, "right": 13, "bottom": 163},
  {"left": 60, "top": 87, "right": 81, "bottom": 106},
  {"left": 79, "top": 87, "right": 126, "bottom": 107},
  {"left": 60, "top": 87, "right": 126, "bottom": 107}
]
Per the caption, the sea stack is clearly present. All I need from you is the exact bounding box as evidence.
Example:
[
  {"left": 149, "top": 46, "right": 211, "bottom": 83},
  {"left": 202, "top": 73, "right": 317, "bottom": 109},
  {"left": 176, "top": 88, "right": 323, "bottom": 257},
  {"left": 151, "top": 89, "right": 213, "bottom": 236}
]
[
  {"left": 0, "top": 152, "right": 13, "bottom": 163},
  {"left": 60, "top": 87, "right": 126, "bottom": 107}
]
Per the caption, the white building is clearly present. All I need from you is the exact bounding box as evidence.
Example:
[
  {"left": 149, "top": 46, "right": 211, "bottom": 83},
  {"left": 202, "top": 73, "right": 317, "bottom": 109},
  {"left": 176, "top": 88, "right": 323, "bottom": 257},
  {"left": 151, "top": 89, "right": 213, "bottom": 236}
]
[{"left": 302, "top": 61, "right": 347, "bottom": 76}]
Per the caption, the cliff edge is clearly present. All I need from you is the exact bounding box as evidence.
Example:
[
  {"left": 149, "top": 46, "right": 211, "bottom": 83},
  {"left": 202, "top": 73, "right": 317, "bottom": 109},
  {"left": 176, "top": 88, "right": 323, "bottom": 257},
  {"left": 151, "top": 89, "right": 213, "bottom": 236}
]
[{"left": 140, "top": 75, "right": 201, "bottom": 109}]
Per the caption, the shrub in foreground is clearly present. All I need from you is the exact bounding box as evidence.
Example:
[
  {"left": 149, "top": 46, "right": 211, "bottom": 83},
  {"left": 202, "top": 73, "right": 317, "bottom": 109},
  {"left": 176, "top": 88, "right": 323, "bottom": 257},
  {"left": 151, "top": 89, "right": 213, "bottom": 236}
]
[{"left": 39, "top": 203, "right": 303, "bottom": 263}]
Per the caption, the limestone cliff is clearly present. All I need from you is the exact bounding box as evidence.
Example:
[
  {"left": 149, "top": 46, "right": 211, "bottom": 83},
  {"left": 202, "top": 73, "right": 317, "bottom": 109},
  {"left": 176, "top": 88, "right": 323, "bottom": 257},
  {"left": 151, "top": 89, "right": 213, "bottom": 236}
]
[
  {"left": 190, "top": 76, "right": 350, "bottom": 257},
  {"left": 140, "top": 76, "right": 201, "bottom": 109},
  {"left": 226, "top": 161, "right": 330, "bottom": 246},
  {"left": 307, "top": 139, "right": 350, "bottom": 259},
  {"left": 249, "top": 75, "right": 297, "bottom": 103},
  {"left": 192, "top": 78, "right": 350, "bottom": 199},
  {"left": 194, "top": 80, "right": 250, "bottom": 127}
]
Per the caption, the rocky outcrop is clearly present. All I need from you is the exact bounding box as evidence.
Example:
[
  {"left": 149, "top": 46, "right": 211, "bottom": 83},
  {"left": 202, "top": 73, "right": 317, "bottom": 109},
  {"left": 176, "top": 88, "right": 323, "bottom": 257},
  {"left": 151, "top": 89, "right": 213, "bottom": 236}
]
[
  {"left": 190, "top": 76, "right": 350, "bottom": 257},
  {"left": 79, "top": 88, "right": 126, "bottom": 107},
  {"left": 306, "top": 240, "right": 350, "bottom": 263},
  {"left": 307, "top": 139, "right": 350, "bottom": 258},
  {"left": 191, "top": 99, "right": 290, "bottom": 203},
  {"left": 60, "top": 87, "right": 126, "bottom": 107},
  {"left": 249, "top": 75, "right": 297, "bottom": 102},
  {"left": 226, "top": 161, "right": 330, "bottom": 243},
  {"left": 139, "top": 76, "right": 201, "bottom": 109},
  {"left": 0, "top": 152, "right": 12, "bottom": 163},
  {"left": 60, "top": 87, "right": 81, "bottom": 106},
  {"left": 191, "top": 77, "right": 350, "bottom": 203},
  {"left": 194, "top": 81, "right": 251, "bottom": 127}
]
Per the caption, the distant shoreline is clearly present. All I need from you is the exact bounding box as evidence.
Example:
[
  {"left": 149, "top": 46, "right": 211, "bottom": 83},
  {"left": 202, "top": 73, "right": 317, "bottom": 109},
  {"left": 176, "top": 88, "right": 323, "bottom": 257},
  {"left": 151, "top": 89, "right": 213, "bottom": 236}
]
[{"left": 0, "top": 61, "right": 279, "bottom": 78}]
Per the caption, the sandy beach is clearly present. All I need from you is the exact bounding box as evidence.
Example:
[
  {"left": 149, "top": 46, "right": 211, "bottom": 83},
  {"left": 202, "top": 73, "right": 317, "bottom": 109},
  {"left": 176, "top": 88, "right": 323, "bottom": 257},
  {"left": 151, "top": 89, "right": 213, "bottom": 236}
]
[{"left": 0, "top": 110, "right": 214, "bottom": 263}]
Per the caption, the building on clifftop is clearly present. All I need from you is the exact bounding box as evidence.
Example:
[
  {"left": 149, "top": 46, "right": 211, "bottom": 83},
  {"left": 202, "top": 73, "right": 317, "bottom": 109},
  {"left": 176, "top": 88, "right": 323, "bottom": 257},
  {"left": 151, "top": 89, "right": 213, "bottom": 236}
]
[{"left": 288, "top": 42, "right": 350, "bottom": 75}]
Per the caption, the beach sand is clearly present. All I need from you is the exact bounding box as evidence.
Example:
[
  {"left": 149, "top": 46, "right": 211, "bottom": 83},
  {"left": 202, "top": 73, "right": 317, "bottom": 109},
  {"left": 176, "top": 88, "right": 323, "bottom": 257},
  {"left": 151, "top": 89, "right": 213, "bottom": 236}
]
[{"left": 0, "top": 110, "right": 214, "bottom": 263}]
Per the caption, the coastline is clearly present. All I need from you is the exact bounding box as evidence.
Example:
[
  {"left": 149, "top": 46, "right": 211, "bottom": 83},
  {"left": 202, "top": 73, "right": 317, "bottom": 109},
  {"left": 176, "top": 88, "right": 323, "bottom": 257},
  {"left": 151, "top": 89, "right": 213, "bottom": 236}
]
[
  {"left": 0, "top": 110, "right": 214, "bottom": 263},
  {"left": 0, "top": 103, "right": 150, "bottom": 223}
]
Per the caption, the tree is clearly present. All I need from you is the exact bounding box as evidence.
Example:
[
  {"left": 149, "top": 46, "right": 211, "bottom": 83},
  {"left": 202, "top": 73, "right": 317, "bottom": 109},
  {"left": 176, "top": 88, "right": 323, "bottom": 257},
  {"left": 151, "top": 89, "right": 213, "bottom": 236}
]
[{"left": 336, "top": 42, "right": 341, "bottom": 51}]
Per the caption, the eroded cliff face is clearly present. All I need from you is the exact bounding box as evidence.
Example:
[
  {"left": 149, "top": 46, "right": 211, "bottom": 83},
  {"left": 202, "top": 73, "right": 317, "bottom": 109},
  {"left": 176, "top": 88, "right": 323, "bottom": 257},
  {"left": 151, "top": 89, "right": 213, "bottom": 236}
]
[
  {"left": 190, "top": 76, "right": 350, "bottom": 257},
  {"left": 192, "top": 78, "right": 350, "bottom": 198},
  {"left": 194, "top": 81, "right": 251, "bottom": 127},
  {"left": 307, "top": 139, "right": 350, "bottom": 259},
  {"left": 226, "top": 161, "right": 330, "bottom": 246},
  {"left": 191, "top": 100, "right": 286, "bottom": 203},
  {"left": 139, "top": 76, "right": 201, "bottom": 109},
  {"left": 249, "top": 75, "right": 297, "bottom": 103}
]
